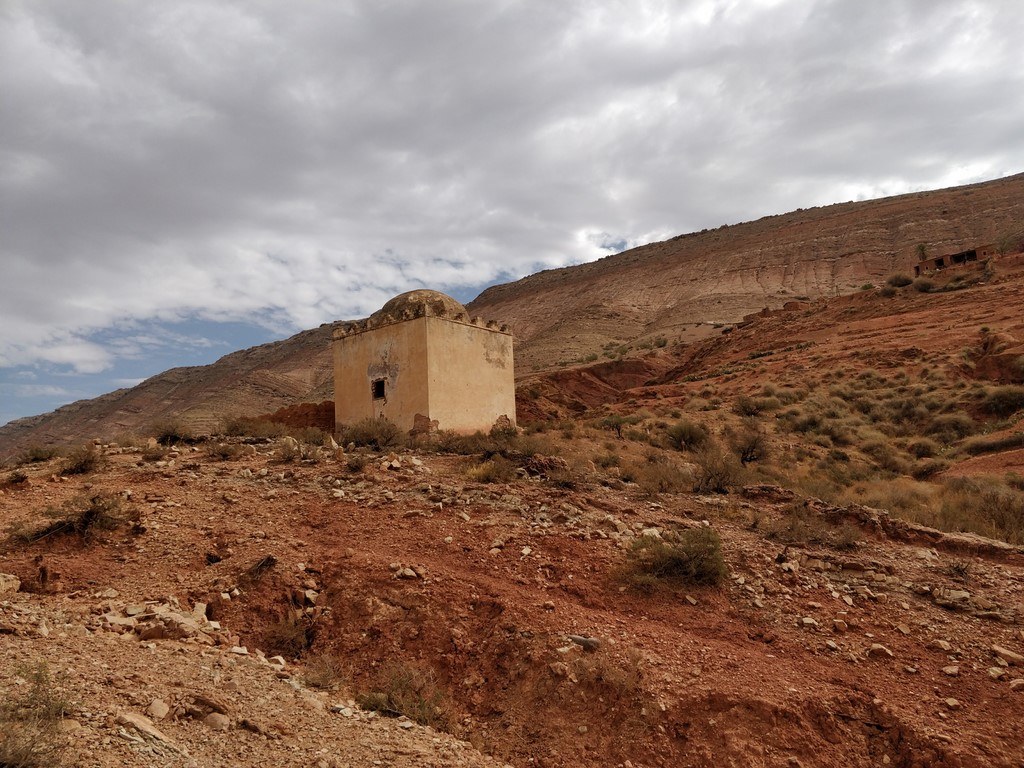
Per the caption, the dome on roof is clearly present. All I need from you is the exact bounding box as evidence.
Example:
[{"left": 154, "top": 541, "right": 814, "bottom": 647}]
[{"left": 371, "top": 290, "right": 467, "bottom": 323}]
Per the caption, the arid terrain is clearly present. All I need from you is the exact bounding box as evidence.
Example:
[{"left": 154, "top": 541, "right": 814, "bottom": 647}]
[
  {"left": 3, "top": 180, "right": 1024, "bottom": 767},
  {"left": 2, "top": 172, "right": 1024, "bottom": 459}
]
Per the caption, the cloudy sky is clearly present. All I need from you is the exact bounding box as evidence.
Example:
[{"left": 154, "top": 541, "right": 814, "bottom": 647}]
[{"left": 2, "top": 0, "right": 1023, "bottom": 425}]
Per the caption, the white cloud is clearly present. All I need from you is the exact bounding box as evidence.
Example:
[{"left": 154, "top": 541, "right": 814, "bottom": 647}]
[{"left": 0, "top": 0, "right": 1022, "bottom": 380}]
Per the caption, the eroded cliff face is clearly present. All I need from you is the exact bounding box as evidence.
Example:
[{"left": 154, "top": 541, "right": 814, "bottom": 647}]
[
  {"left": 2, "top": 172, "right": 1022, "bottom": 458},
  {"left": 469, "top": 172, "right": 1024, "bottom": 371}
]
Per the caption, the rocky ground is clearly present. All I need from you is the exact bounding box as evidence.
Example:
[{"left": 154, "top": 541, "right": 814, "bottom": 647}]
[{"left": 2, "top": 438, "right": 1023, "bottom": 767}]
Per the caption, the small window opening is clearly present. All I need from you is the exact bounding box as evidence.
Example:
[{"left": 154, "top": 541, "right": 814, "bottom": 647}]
[{"left": 371, "top": 378, "right": 386, "bottom": 400}]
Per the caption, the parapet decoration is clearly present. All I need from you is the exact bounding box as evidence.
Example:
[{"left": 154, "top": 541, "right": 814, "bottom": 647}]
[{"left": 333, "top": 289, "right": 512, "bottom": 338}]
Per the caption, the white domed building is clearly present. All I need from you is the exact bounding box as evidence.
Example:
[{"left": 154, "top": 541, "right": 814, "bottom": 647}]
[{"left": 332, "top": 290, "right": 516, "bottom": 435}]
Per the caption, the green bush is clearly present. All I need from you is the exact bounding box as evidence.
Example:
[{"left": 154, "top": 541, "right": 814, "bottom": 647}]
[{"left": 622, "top": 527, "right": 728, "bottom": 589}]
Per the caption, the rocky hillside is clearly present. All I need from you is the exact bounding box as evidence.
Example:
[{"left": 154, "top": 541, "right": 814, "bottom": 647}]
[
  {"left": 1, "top": 428, "right": 1022, "bottom": 766},
  {"left": 2, "top": 173, "right": 1022, "bottom": 459},
  {"left": 469, "top": 172, "right": 1024, "bottom": 371}
]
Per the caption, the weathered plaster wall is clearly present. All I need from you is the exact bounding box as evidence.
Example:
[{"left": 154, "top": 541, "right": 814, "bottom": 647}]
[
  {"left": 424, "top": 317, "right": 516, "bottom": 433},
  {"left": 333, "top": 319, "right": 429, "bottom": 431}
]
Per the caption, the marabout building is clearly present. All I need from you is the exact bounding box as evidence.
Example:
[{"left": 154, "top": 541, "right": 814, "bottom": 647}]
[{"left": 332, "top": 290, "right": 516, "bottom": 435}]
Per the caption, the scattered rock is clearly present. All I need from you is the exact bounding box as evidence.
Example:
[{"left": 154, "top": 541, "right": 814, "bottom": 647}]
[
  {"left": 116, "top": 711, "right": 175, "bottom": 745},
  {"left": 867, "top": 644, "right": 894, "bottom": 659},
  {"left": 147, "top": 699, "right": 170, "bottom": 720},
  {"left": 567, "top": 635, "right": 601, "bottom": 652},
  {"left": 0, "top": 573, "right": 20, "bottom": 594},
  {"left": 992, "top": 645, "right": 1023, "bottom": 666},
  {"left": 204, "top": 712, "right": 231, "bottom": 730}
]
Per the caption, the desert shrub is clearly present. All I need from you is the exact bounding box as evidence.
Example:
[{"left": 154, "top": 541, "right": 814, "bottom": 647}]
[
  {"left": 906, "top": 437, "right": 940, "bottom": 459},
  {"left": 600, "top": 414, "right": 627, "bottom": 438},
  {"left": 621, "top": 527, "right": 728, "bottom": 590},
  {"left": 886, "top": 274, "right": 913, "bottom": 287},
  {"left": 275, "top": 440, "right": 299, "bottom": 464},
  {"left": 692, "top": 444, "right": 742, "bottom": 494},
  {"left": 291, "top": 426, "right": 329, "bottom": 445},
  {"left": 595, "top": 452, "right": 621, "bottom": 469},
  {"left": 664, "top": 418, "right": 709, "bottom": 451},
  {"left": 221, "top": 416, "right": 288, "bottom": 438},
  {"left": 845, "top": 475, "right": 1024, "bottom": 543},
  {"left": 961, "top": 432, "right": 1024, "bottom": 456},
  {"left": 861, "top": 440, "right": 908, "bottom": 474},
  {"left": 150, "top": 419, "right": 193, "bottom": 446},
  {"left": 357, "top": 663, "right": 448, "bottom": 728},
  {"left": 783, "top": 409, "right": 822, "bottom": 434},
  {"left": 911, "top": 459, "right": 950, "bottom": 479},
  {"left": 878, "top": 286, "right": 897, "bottom": 298},
  {"left": 912, "top": 277, "right": 934, "bottom": 293},
  {"left": 15, "top": 446, "right": 59, "bottom": 466},
  {"left": 263, "top": 611, "right": 314, "bottom": 658},
  {"left": 733, "top": 395, "right": 764, "bottom": 416},
  {"left": 0, "top": 662, "right": 70, "bottom": 767},
  {"left": 466, "top": 456, "right": 517, "bottom": 484},
  {"left": 981, "top": 386, "right": 1024, "bottom": 418},
  {"left": 58, "top": 446, "right": 101, "bottom": 476},
  {"left": 926, "top": 413, "right": 977, "bottom": 441},
  {"left": 302, "top": 653, "right": 347, "bottom": 691},
  {"left": 13, "top": 494, "right": 136, "bottom": 544},
  {"left": 206, "top": 443, "right": 244, "bottom": 461},
  {"left": 429, "top": 430, "right": 495, "bottom": 454},
  {"left": 729, "top": 425, "right": 769, "bottom": 465},
  {"left": 768, "top": 504, "right": 830, "bottom": 546},
  {"left": 840, "top": 478, "right": 933, "bottom": 518},
  {"left": 623, "top": 428, "right": 650, "bottom": 443},
  {"left": 768, "top": 504, "right": 864, "bottom": 549},
  {"left": 345, "top": 454, "right": 368, "bottom": 473},
  {"left": 340, "top": 417, "right": 402, "bottom": 450},
  {"left": 140, "top": 444, "right": 169, "bottom": 462},
  {"left": 2, "top": 470, "right": 29, "bottom": 488},
  {"left": 931, "top": 476, "right": 1024, "bottom": 543},
  {"left": 630, "top": 458, "right": 692, "bottom": 495}
]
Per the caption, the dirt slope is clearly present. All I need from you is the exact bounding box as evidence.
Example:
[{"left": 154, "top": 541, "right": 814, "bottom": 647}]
[{"left": 2, "top": 442, "right": 1022, "bottom": 767}]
